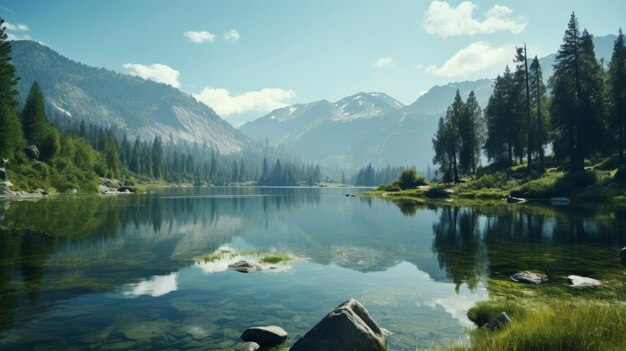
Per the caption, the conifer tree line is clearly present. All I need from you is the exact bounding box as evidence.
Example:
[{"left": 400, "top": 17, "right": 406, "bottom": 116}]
[
  {"left": 352, "top": 164, "right": 413, "bottom": 186},
  {"left": 433, "top": 13, "right": 626, "bottom": 181},
  {"left": 0, "top": 18, "right": 323, "bottom": 190}
]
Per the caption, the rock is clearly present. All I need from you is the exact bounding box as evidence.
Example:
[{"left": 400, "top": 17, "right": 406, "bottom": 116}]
[
  {"left": 228, "top": 260, "right": 263, "bottom": 273},
  {"left": 507, "top": 195, "right": 527, "bottom": 204},
  {"left": 511, "top": 271, "right": 548, "bottom": 285},
  {"left": 0, "top": 167, "right": 7, "bottom": 181},
  {"left": 35, "top": 188, "right": 48, "bottom": 196},
  {"left": 486, "top": 312, "right": 512, "bottom": 331},
  {"left": 231, "top": 342, "right": 260, "bottom": 351},
  {"left": 621, "top": 247, "right": 626, "bottom": 261},
  {"left": 289, "top": 298, "right": 386, "bottom": 351},
  {"left": 567, "top": 275, "right": 601, "bottom": 288},
  {"left": 65, "top": 188, "right": 78, "bottom": 194},
  {"left": 24, "top": 145, "right": 40, "bottom": 160},
  {"left": 240, "top": 326, "right": 287, "bottom": 348}
]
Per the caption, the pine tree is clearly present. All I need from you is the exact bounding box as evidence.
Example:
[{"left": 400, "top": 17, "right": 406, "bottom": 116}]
[
  {"left": 0, "top": 17, "right": 24, "bottom": 159},
  {"left": 609, "top": 28, "right": 626, "bottom": 164},
  {"left": 459, "top": 91, "right": 483, "bottom": 174},
  {"left": 21, "top": 82, "right": 60, "bottom": 160},
  {"left": 529, "top": 56, "right": 549, "bottom": 170},
  {"left": 551, "top": 12, "right": 584, "bottom": 170}
]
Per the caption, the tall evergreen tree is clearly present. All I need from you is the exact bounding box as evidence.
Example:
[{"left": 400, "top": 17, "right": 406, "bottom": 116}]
[
  {"left": 529, "top": 56, "right": 549, "bottom": 170},
  {"left": 551, "top": 13, "right": 584, "bottom": 170},
  {"left": 609, "top": 28, "right": 626, "bottom": 164},
  {"left": 514, "top": 44, "right": 533, "bottom": 170},
  {"left": 21, "top": 81, "right": 61, "bottom": 160},
  {"left": 0, "top": 18, "right": 24, "bottom": 159},
  {"left": 459, "top": 91, "right": 484, "bottom": 174}
]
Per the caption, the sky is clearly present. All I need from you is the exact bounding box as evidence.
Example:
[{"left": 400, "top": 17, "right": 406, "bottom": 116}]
[{"left": 1, "top": 0, "right": 625, "bottom": 125}]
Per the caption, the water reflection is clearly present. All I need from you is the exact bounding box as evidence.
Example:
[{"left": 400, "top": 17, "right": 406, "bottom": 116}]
[{"left": 0, "top": 188, "right": 625, "bottom": 350}]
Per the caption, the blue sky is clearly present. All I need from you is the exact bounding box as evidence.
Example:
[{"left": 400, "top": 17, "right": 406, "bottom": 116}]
[{"left": 2, "top": 0, "right": 625, "bottom": 125}]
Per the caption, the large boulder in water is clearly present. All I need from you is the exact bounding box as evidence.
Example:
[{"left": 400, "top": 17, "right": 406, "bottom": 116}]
[
  {"left": 241, "top": 326, "right": 287, "bottom": 348},
  {"left": 289, "top": 298, "right": 387, "bottom": 351},
  {"left": 511, "top": 271, "right": 548, "bottom": 285},
  {"left": 620, "top": 247, "right": 626, "bottom": 261},
  {"left": 24, "top": 145, "right": 40, "bottom": 161},
  {"left": 228, "top": 260, "right": 263, "bottom": 273}
]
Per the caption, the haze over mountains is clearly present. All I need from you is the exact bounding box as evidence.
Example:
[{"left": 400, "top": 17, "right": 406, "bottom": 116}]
[
  {"left": 11, "top": 40, "right": 252, "bottom": 155},
  {"left": 9, "top": 35, "right": 616, "bottom": 173}
]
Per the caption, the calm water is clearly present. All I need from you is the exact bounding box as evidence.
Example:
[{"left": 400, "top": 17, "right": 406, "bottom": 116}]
[{"left": 1, "top": 187, "right": 625, "bottom": 350}]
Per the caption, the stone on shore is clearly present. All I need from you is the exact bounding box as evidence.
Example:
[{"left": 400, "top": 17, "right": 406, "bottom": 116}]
[
  {"left": 511, "top": 271, "right": 548, "bottom": 285},
  {"left": 289, "top": 298, "right": 386, "bottom": 351},
  {"left": 486, "top": 312, "right": 512, "bottom": 331},
  {"left": 567, "top": 275, "right": 601, "bottom": 288},
  {"left": 240, "top": 326, "right": 287, "bottom": 348}
]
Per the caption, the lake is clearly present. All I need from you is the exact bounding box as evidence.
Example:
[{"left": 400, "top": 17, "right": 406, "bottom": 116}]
[{"left": 1, "top": 187, "right": 625, "bottom": 350}]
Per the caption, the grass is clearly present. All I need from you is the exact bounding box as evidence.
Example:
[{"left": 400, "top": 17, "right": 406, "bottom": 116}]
[
  {"left": 197, "top": 248, "right": 292, "bottom": 265},
  {"left": 260, "top": 254, "right": 291, "bottom": 264},
  {"left": 456, "top": 302, "right": 626, "bottom": 351}
]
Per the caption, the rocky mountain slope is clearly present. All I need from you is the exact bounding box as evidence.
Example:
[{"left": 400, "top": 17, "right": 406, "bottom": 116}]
[{"left": 10, "top": 40, "right": 251, "bottom": 154}]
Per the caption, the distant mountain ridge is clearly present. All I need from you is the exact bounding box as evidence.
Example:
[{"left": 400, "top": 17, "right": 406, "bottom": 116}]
[
  {"left": 241, "top": 82, "right": 494, "bottom": 170},
  {"left": 10, "top": 40, "right": 251, "bottom": 154},
  {"left": 241, "top": 35, "right": 617, "bottom": 171}
]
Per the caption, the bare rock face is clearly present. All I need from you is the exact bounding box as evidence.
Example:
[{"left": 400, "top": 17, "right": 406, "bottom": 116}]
[
  {"left": 24, "top": 145, "right": 40, "bottom": 161},
  {"left": 511, "top": 271, "right": 548, "bottom": 285},
  {"left": 240, "top": 326, "right": 287, "bottom": 348},
  {"left": 289, "top": 298, "right": 387, "bottom": 351}
]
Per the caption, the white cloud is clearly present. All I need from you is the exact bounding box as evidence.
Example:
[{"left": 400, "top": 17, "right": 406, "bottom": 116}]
[
  {"left": 2, "top": 20, "right": 31, "bottom": 40},
  {"left": 373, "top": 57, "right": 394, "bottom": 68},
  {"left": 184, "top": 30, "right": 216, "bottom": 43},
  {"left": 123, "top": 63, "right": 181, "bottom": 88},
  {"left": 2, "top": 21, "right": 28, "bottom": 31},
  {"left": 424, "top": 1, "right": 526, "bottom": 37},
  {"left": 425, "top": 41, "right": 510, "bottom": 77},
  {"left": 223, "top": 29, "right": 240, "bottom": 42},
  {"left": 193, "top": 87, "right": 296, "bottom": 116},
  {"left": 415, "top": 63, "right": 424, "bottom": 71}
]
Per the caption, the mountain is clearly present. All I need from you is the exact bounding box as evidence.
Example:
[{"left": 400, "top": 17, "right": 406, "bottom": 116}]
[
  {"left": 10, "top": 40, "right": 251, "bottom": 154},
  {"left": 403, "top": 79, "right": 493, "bottom": 115},
  {"left": 240, "top": 85, "right": 493, "bottom": 171},
  {"left": 240, "top": 35, "right": 618, "bottom": 172}
]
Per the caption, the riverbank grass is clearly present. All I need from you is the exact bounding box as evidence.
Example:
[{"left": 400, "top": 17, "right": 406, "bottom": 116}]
[{"left": 457, "top": 302, "right": 626, "bottom": 351}]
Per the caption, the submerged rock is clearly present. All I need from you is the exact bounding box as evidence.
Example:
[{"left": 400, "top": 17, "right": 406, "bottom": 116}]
[
  {"left": 567, "top": 275, "right": 601, "bottom": 288},
  {"left": 228, "top": 260, "right": 263, "bottom": 273},
  {"left": 486, "top": 312, "right": 512, "bottom": 331},
  {"left": 289, "top": 298, "right": 386, "bottom": 351},
  {"left": 240, "top": 326, "right": 287, "bottom": 348},
  {"left": 511, "top": 271, "right": 548, "bottom": 285}
]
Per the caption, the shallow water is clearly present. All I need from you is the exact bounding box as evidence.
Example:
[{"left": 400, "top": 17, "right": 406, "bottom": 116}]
[{"left": 0, "top": 187, "right": 624, "bottom": 350}]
